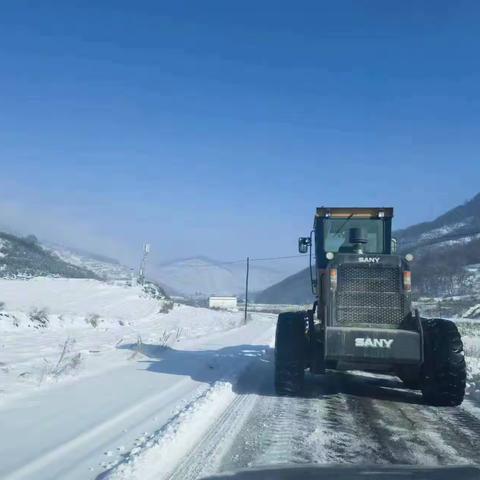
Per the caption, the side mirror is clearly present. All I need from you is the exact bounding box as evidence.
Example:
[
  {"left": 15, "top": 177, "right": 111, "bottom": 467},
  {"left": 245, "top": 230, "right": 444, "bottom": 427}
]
[
  {"left": 391, "top": 237, "right": 398, "bottom": 253},
  {"left": 298, "top": 237, "right": 311, "bottom": 254}
]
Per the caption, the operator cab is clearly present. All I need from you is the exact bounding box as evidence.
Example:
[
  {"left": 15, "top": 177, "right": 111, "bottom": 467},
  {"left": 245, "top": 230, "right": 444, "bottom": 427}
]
[{"left": 299, "top": 207, "right": 394, "bottom": 268}]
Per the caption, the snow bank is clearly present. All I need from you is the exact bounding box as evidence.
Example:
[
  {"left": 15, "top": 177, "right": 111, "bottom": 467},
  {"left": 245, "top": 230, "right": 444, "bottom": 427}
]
[
  {"left": 457, "top": 322, "right": 480, "bottom": 401},
  {"left": 463, "top": 304, "right": 480, "bottom": 319},
  {"left": 105, "top": 381, "right": 236, "bottom": 480},
  {"left": 463, "top": 336, "right": 480, "bottom": 401},
  {"left": 466, "top": 357, "right": 480, "bottom": 401}
]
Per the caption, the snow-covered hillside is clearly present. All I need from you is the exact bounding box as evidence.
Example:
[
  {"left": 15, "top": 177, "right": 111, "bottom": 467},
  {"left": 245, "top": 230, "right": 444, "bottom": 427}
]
[
  {"left": 396, "top": 192, "right": 480, "bottom": 252},
  {"left": 46, "top": 243, "right": 133, "bottom": 281},
  {"left": 153, "top": 256, "right": 306, "bottom": 297},
  {"left": 394, "top": 194, "right": 480, "bottom": 298},
  {"left": 0, "top": 232, "right": 97, "bottom": 279},
  {"left": 46, "top": 243, "right": 178, "bottom": 295}
]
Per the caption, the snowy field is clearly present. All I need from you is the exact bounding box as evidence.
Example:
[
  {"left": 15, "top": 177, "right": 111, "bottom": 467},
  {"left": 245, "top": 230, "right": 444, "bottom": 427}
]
[
  {"left": 0, "top": 278, "right": 253, "bottom": 401},
  {"left": 1, "top": 277, "right": 480, "bottom": 480}
]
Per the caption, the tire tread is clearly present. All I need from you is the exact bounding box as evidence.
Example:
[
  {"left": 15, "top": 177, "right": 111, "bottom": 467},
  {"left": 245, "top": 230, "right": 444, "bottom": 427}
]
[
  {"left": 421, "top": 318, "right": 466, "bottom": 406},
  {"left": 274, "top": 311, "right": 307, "bottom": 395}
]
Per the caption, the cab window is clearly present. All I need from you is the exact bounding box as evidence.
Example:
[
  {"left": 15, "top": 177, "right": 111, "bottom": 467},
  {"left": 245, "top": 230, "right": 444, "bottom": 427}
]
[{"left": 324, "top": 219, "right": 385, "bottom": 253}]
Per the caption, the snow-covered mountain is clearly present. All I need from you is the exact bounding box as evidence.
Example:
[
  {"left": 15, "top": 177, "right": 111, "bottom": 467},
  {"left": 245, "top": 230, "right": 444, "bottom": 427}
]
[
  {"left": 45, "top": 242, "right": 134, "bottom": 281},
  {"left": 395, "top": 193, "right": 480, "bottom": 299},
  {"left": 396, "top": 192, "right": 480, "bottom": 253},
  {"left": 152, "top": 256, "right": 305, "bottom": 297},
  {"left": 0, "top": 231, "right": 98, "bottom": 280},
  {"left": 45, "top": 243, "right": 173, "bottom": 297}
]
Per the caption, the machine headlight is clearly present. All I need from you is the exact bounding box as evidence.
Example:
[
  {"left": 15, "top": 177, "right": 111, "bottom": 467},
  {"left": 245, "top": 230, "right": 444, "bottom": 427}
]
[
  {"left": 326, "top": 252, "right": 335, "bottom": 260},
  {"left": 403, "top": 271, "right": 412, "bottom": 292},
  {"left": 330, "top": 268, "right": 338, "bottom": 290}
]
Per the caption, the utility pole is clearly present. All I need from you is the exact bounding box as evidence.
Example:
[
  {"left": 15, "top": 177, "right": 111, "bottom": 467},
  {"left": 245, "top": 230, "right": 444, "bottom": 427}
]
[
  {"left": 244, "top": 256, "right": 250, "bottom": 324},
  {"left": 138, "top": 243, "right": 151, "bottom": 284}
]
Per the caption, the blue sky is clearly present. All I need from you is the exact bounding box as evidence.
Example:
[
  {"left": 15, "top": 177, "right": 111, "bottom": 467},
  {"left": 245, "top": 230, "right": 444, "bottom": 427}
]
[{"left": 1, "top": 1, "right": 479, "bottom": 265}]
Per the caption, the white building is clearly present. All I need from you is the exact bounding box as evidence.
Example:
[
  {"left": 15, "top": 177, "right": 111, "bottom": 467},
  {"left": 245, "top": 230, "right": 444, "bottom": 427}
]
[{"left": 208, "top": 296, "right": 237, "bottom": 310}]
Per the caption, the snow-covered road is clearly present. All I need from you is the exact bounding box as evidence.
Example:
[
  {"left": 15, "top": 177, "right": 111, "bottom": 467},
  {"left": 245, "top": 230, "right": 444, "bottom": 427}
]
[
  {"left": 2, "top": 277, "right": 480, "bottom": 480},
  {"left": 105, "top": 342, "right": 480, "bottom": 480},
  {"left": 0, "top": 314, "right": 275, "bottom": 480},
  {"left": 3, "top": 311, "right": 480, "bottom": 480}
]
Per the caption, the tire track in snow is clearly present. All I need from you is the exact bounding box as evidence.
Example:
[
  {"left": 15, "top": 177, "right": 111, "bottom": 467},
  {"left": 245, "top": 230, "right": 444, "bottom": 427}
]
[
  {"left": 169, "top": 348, "right": 279, "bottom": 478},
  {"left": 217, "top": 373, "right": 386, "bottom": 471},
  {"left": 101, "top": 331, "right": 275, "bottom": 480},
  {"left": 166, "top": 344, "right": 279, "bottom": 480},
  {"left": 342, "top": 395, "right": 402, "bottom": 463},
  {"left": 175, "top": 361, "right": 327, "bottom": 473},
  {"left": 355, "top": 398, "right": 457, "bottom": 465},
  {"left": 217, "top": 393, "right": 318, "bottom": 470},
  {"left": 305, "top": 374, "right": 384, "bottom": 465},
  {"left": 412, "top": 404, "right": 480, "bottom": 462},
  {"left": 453, "top": 399, "right": 480, "bottom": 435},
  {"left": 217, "top": 370, "right": 480, "bottom": 474},
  {"left": 169, "top": 389, "right": 258, "bottom": 480},
  {"left": 249, "top": 395, "right": 316, "bottom": 465},
  {"left": 101, "top": 381, "right": 238, "bottom": 480},
  {"left": 368, "top": 400, "right": 475, "bottom": 465},
  {"left": 331, "top": 372, "right": 480, "bottom": 466},
  {"left": 104, "top": 358, "right": 480, "bottom": 480},
  {"left": 333, "top": 371, "right": 433, "bottom": 465}
]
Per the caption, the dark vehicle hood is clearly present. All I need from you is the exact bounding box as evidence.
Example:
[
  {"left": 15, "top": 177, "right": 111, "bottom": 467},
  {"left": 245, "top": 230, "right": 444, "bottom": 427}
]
[{"left": 201, "top": 464, "right": 480, "bottom": 480}]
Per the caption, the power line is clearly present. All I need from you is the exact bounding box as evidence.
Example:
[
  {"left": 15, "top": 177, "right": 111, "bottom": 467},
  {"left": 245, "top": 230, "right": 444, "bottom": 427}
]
[
  {"left": 162, "top": 260, "right": 244, "bottom": 269},
  {"left": 161, "top": 254, "right": 309, "bottom": 269},
  {"left": 250, "top": 254, "right": 309, "bottom": 262}
]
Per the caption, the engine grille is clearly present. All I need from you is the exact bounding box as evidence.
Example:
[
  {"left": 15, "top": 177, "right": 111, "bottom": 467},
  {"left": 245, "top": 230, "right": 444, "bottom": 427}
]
[{"left": 335, "top": 264, "right": 406, "bottom": 328}]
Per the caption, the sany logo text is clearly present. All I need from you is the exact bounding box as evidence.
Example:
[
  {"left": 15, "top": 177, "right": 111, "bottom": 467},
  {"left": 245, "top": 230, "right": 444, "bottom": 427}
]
[
  {"left": 355, "top": 338, "right": 394, "bottom": 349},
  {"left": 358, "top": 257, "right": 380, "bottom": 263}
]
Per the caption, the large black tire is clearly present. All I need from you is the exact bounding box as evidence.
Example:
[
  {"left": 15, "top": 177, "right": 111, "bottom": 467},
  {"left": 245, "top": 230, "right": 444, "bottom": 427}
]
[
  {"left": 274, "top": 311, "right": 307, "bottom": 395},
  {"left": 421, "top": 318, "right": 466, "bottom": 406}
]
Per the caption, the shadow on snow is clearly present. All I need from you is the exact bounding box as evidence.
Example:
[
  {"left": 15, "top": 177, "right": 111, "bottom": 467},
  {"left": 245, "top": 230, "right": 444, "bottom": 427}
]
[{"left": 117, "top": 342, "right": 424, "bottom": 405}]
